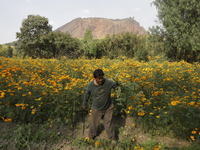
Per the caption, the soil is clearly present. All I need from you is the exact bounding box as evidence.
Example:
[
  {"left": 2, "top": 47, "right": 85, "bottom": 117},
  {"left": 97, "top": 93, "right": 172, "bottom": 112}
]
[{"left": 0, "top": 116, "right": 191, "bottom": 150}]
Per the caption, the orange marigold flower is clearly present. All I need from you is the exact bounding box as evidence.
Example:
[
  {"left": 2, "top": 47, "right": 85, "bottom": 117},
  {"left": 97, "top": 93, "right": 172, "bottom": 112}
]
[
  {"left": 149, "top": 112, "right": 154, "bottom": 115},
  {"left": 21, "top": 106, "right": 26, "bottom": 110},
  {"left": 171, "top": 101, "right": 177, "bottom": 106},
  {"left": 15, "top": 104, "right": 20, "bottom": 107},
  {"left": 28, "top": 92, "right": 32, "bottom": 97},
  {"left": 95, "top": 141, "right": 100, "bottom": 147},
  {"left": 191, "top": 131, "right": 196, "bottom": 134},
  {"left": 4, "top": 118, "right": 12, "bottom": 122},
  {"left": 18, "top": 87, "right": 22, "bottom": 90},
  {"left": 190, "top": 136, "right": 195, "bottom": 140}
]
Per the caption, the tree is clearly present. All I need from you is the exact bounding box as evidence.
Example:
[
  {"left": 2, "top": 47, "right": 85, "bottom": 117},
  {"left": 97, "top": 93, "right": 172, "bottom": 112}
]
[
  {"left": 16, "top": 15, "right": 52, "bottom": 58},
  {"left": 7, "top": 46, "right": 13, "bottom": 58},
  {"left": 152, "top": 0, "right": 200, "bottom": 62},
  {"left": 40, "top": 31, "right": 81, "bottom": 58},
  {"left": 82, "top": 29, "right": 97, "bottom": 58}
]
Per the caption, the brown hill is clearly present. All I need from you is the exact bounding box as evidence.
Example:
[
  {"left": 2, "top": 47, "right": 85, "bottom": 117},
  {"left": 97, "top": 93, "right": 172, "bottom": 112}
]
[{"left": 54, "top": 17, "right": 147, "bottom": 38}]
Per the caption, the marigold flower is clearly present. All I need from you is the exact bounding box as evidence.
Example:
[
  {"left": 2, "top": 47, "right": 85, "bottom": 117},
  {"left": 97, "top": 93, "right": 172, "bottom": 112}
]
[
  {"left": 18, "top": 87, "right": 22, "bottom": 90},
  {"left": 190, "top": 136, "right": 195, "bottom": 140},
  {"left": 21, "top": 106, "right": 26, "bottom": 110},
  {"left": 149, "top": 112, "right": 154, "bottom": 115},
  {"left": 156, "top": 116, "right": 160, "bottom": 118},
  {"left": 85, "top": 137, "right": 89, "bottom": 141},
  {"left": 191, "top": 131, "right": 196, "bottom": 134},
  {"left": 28, "top": 92, "right": 32, "bottom": 96},
  {"left": 0, "top": 92, "right": 5, "bottom": 98},
  {"left": 15, "top": 104, "right": 20, "bottom": 107},
  {"left": 154, "top": 91, "right": 159, "bottom": 96},
  {"left": 4, "top": 118, "right": 12, "bottom": 122},
  {"left": 171, "top": 101, "right": 177, "bottom": 106}
]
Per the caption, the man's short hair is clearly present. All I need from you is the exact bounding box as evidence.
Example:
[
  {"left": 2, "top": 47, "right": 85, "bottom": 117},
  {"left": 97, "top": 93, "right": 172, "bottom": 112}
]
[{"left": 93, "top": 69, "right": 104, "bottom": 78}]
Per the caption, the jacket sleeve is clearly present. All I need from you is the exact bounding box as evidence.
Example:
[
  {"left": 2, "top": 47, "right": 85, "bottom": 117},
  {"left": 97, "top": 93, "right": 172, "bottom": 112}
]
[{"left": 82, "top": 84, "right": 91, "bottom": 108}]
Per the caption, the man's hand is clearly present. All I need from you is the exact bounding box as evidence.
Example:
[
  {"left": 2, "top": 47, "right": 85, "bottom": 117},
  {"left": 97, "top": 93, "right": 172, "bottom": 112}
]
[{"left": 116, "top": 81, "right": 121, "bottom": 86}]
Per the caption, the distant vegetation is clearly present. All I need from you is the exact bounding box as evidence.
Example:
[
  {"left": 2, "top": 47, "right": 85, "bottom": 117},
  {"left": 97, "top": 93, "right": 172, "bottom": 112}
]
[{"left": 1, "top": 0, "right": 200, "bottom": 63}]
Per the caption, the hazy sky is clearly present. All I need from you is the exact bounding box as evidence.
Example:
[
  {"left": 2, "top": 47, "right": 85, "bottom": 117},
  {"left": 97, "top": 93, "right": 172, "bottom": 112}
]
[{"left": 0, "top": 0, "right": 158, "bottom": 44}]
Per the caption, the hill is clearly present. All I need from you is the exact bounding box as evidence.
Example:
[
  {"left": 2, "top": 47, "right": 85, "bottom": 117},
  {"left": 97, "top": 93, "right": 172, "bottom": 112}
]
[{"left": 54, "top": 17, "right": 147, "bottom": 38}]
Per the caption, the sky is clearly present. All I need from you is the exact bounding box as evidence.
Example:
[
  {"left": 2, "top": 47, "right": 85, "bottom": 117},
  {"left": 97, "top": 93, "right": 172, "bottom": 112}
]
[{"left": 0, "top": 0, "right": 158, "bottom": 44}]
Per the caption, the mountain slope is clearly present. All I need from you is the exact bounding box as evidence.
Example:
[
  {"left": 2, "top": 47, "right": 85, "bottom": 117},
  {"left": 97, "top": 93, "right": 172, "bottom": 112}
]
[{"left": 54, "top": 17, "right": 147, "bottom": 38}]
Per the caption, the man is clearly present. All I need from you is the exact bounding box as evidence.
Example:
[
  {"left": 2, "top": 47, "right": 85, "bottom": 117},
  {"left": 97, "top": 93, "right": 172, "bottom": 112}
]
[{"left": 82, "top": 69, "right": 118, "bottom": 144}]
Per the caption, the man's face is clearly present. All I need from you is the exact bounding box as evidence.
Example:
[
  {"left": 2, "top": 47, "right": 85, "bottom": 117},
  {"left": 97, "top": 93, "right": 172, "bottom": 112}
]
[{"left": 95, "top": 76, "right": 104, "bottom": 85}]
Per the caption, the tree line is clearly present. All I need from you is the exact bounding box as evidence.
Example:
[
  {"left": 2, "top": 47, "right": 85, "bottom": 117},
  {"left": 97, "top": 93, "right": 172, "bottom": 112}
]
[{"left": 1, "top": 0, "right": 200, "bottom": 62}]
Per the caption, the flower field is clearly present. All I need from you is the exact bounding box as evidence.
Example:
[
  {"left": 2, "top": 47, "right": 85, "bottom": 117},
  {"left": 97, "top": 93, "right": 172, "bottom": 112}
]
[{"left": 0, "top": 57, "right": 200, "bottom": 143}]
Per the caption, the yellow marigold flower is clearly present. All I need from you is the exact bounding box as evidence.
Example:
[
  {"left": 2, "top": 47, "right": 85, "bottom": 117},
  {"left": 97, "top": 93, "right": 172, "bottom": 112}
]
[
  {"left": 111, "top": 93, "right": 115, "bottom": 97},
  {"left": 149, "top": 112, "right": 154, "bottom": 115},
  {"left": 171, "top": 101, "right": 177, "bottom": 106},
  {"left": 132, "top": 138, "right": 135, "bottom": 141},
  {"left": 15, "top": 104, "right": 20, "bottom": 107},
  {"left": 18, "top": 87, "right": 22, "bottom": 90},
  {"left": 156, "top": 116, "right": 160, "bottom": 118},
  {"left": 2, "top": 74, "right": 5, "bottom": 78},
  {"left": 4, "top": 118, "right": 12, "bottom": 122},
  {"left": 189, "top": 102, "right": 195, "bottom": 106},
  {"left": 135, "top": 134, "right": 137, "bottom": 138},
  {"left": 132, "top": 123, "right": 136, "bottom": 127},
  {"left": 190, "top": 136, "right": 195, "bottom": 140},
  {"left": 28, "top": 92, "right": 32, "bottom": 96},
  {"left": 85, "top": 137, "right": 89, "bottom": 141},
  {"left": 165, "top": 112, "right": 167, "bottom": 114},
  {"left": 95, "top": 141, "right": 100, "bottom": 146},
  {"left": 195, "top": 128, "right": 198, "bottom": 130},
  {"left": 66, "top": 101, "right": 68, "bottom": 103},
  {"left": 154, "top": 91, "right": 159, "bottom": 96},
  {"left": 0, "top": 92, "right": 5, "bottom": 98},
  {"left": 22, "top": 94, "right": 26, "bottom": 97},
  {"left": 191, "top": 131, "right": 197, "bottom": 134}
]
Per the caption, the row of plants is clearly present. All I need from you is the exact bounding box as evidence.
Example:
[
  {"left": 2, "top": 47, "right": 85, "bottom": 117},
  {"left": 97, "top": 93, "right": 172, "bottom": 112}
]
[{"left": 0, "top": 57, "right": 200, "bottom": 148}]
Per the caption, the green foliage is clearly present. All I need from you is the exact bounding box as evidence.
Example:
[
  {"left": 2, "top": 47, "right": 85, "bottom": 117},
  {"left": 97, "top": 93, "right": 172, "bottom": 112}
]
[
  {"left": 7, "top": 46, "right": 13, "bottom": 58},
  {"left": 82, "top": 29, "right": 97, "bottom": 58},
  {"left": 11, "top": 123, "right": 55, "bottom": 150},
  {"left": 16, "top": 15, "right": 52, "bottom": 58},
  {"left": 146, "top": 26, "right": 165, "bottom": 57},
  {"left": 152, "top": 0, "right": 200, "bottom": 62},
  {"left": 40, "top": 31, "right": 81, "bottom": 58}
]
